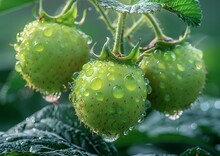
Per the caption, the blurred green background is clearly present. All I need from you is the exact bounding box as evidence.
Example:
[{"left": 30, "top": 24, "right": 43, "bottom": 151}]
[{"left": 0, "top": 0, "right": 220, "bottom": 155}]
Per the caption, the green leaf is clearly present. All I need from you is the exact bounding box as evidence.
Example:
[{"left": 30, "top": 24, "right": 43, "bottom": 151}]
[
  {"left": 0, "top": 104, "right": 117, "bottom": 155},
  {"left": 96, "top": 0, "right": 201, "bottom": 26},
  {"left": 96, "top": 0, "right": 161, "bottom": 14},
  {"left": 148, "top": 0, "right": 202, "bottom": 26},
  {"left": 0, "top": 0, "right": 35, "bottom": 14}
]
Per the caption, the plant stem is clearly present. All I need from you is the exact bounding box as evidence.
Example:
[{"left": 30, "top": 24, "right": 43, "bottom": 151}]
[
  {"left": 145, "top": 13, "right": 166, "bottom": 39},
  {"left": 59, "top": 0, "right": 75, "bottom": 16},
  {"left": 89, "top": 0, "right": 115, "bottom": 35},
  {"left": 113, "top": 13, "right": 127, "bottom": 54},
  {"left": 39, "top": 0, "right": 43, "bottom": 16}
]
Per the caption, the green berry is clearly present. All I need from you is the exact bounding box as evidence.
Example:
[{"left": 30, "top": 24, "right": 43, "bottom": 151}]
[
  {"left": 14, "top": 20, "right": 89, "bottom": 94},
  {"left": 139, "top": 43, "right": 206, "bottom": 117},
  {"left": 70, "top": 60, "right": 149, "bottom": 137}
]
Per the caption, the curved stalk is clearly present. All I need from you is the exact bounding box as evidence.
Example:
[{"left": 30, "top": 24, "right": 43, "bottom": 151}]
[
  {"left": 144, "top": 13, "right": 166, "bottom": 39},
  {"left": 89, "top": 0, "right": 115, "bottom": 35}
]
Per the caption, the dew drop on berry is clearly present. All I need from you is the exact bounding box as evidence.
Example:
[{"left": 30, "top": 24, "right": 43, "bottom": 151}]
[
  {"left": 85, "top": 69, "right": 94, "bottom": 77},
  {"left": 102, "top": 134, "right": 119, "bottom": 142},
  {"left": 113, "top": 85, "right": 124, "bottom": 99},
  {"left": 197, "top": 50, "right": 203, "bottom": 59},
  {"left": 138, "top": 114, "right": 145, "bottom": 123},
  {"left": 98, "top": 68, "right": 105, "bottom": 74},
  {"left": 43, "top": 27, "right": 53, "bottom": 37},
  {"left": 124, "top": 75, "right": 137, "bottom": 91},
  {"left": 147, "top": 85, "right": 152, "bottom": 94},
  {"left": 123, "top": 130, "right": 129, "bottom": 136},
  {"left": 84, "top": 89, "right": 90, "bottom": 97},
  {"left": 177, "top": 64, "right": 185, "bottom": 72},
  {"left": 164, "top": 51, "right": 176, "bottom": 61},
  {"left": 42, "top": 92, "right": 61, "bottom": 103},
  {"left": 144, "top": 78, "right": 149, "bottom": 85},
  {"left": 72, "top": 72, "right": 79, "bottom": 80},
  {"left": 107, "top": 73, "right": 115, "bottom": 81},
  {"left": 15, "top": 62, "right": 22, "bottom": 72},
  {"left": 145, "top": 100, "right": 151, "bottom": 108},
  {"left": 166, "top": 111, "right": 183, "bottom": 120},
  {"left": 34, "top": 43, "right": 44, "bottom": 52},
  {"left": 129, "top": 126, "right": 134, "bottom": 131},
  {"left": 82, "top": 63, "right": 91, "bottom": 70},
  {"left": 153, "top": 49, "right": 162, "bottom": 58},
  {"left": 90, "top": 78, "right": 103, "bottom": 90},
  {"left": 158, "top": 63, "right": 165, "bottom": 70},
  {"left": 195, "top": 61, "right": 203, "bottom": 70},
  {"left": 96, "top": 92, "right": 104, "bottom": 101},
  {"left": 164, "top": 94, "right": 171, "bottom": 102}
]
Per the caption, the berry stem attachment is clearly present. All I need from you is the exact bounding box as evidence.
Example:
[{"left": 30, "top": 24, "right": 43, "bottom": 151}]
[
  {"left": 89, "top": 0, "right": 115, "bottom": 35},
  {"left": 59, "top": 0, "right": 76, "bottom": 16},
  {"left": 39, "top": 0, "right": 43, "bottom": 16},
  {"left": 144, "top": 13, "right": 166, "bottom": 40},
  {"left": 113, "top": 13, "right": 127, "bottom": 55}
]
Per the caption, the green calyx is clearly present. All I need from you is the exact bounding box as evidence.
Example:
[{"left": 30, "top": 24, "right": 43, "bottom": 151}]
[
  {"left": 38, "top": 1, "right": 81, "bottom": 27},
  {"left": 91, "top": 38, "right": 140, "bottom": 65}
]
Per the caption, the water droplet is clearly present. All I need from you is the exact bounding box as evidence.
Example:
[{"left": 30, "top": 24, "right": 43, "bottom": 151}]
[
  {"left": 129, "top": 126, "right": 134, "bottom": 131},
  {"left": 84, "top": 89, "right": 90, "bottom": 97},
  {"left": 90, "top": 78, "right": 103, "bottom": 90},
  {"left": 107, "top": 73, "right": 115, "bottom": 81},
  {"left": 160, "top": 74, "right": 166, "bottom": 79},
  {"left": 144, "top": 78, "right": 149, "bottom": 85},
  {"left": 195, "top": 61, "right": 203, "bottom": 70},
  {"left": 138, "top": 114, "right": 145, "bottom": 123},
  {"left": 135, "top": 98, "right": 140, "bottom": 103},
  {"left": 85, "top": 69, "right": 94, "bottom": 77},
  {"left": 214, "top": 100, "right": 220, "bottom": 109},
  {"left": 159, "top": 82, "right": 165, "bottom": 89},
  {"left": 83, "top": 63, "right": 91, "bottom": 70},
  {"left": 43, "top": 27, "right": 53, "bottom": 37},
  {"left": 86, "top": 36, "right": 93, "bottom": 44},
  {"left": 164, "top": 51, "right": 176, "bottom": 61},
  {"left": 164, "top": 94, "right": 170, "bottom": 102},
  {"left": 113, "top": 85, "right": 124, "bottom": 99},
  {"left": 72, "top": 72, "right": 79, "bottom": 80},
  {"left": 102, "top": 134, "right": 119, "bottom": 142},
  {"left": 147, "top": 85, "right": 152, "bottom": 94},
  {"left": 124, "top": 75, "right": 137, "bottom": 91},
  {"left": 42, "top": 92, "right": 61, "bottom": 103},
  {"left": 96, "top": 92, "right": 104, "bottom": 101},
  {"left": 153, "top": 50, "right": 162, "bottom": 58},
  {"left": 123, "top": 130, "right": 129, "bottom": 136},
  {"left": 145, "top": 100, "right": 151, "bottom": 108},
  {"left": 197, "top": 50, "right": 203, "bottom": 59},
  {"left": 15, "top": 62, "right": 22, "bottom": 72},
  {"left": 166, "top": 111, "right": 183, "bottom": 120},
  {"left": 34, "top": 43, "right": 44, "bottom": 52},
  {"left": 98, "top": 69, "right": 105, "bottom": 74},
  {"left": 177, "top": 64, "right": 185, "bottom": 71},
  {"left": 158, "top": 63, "right": 166, "bottom": 69}
]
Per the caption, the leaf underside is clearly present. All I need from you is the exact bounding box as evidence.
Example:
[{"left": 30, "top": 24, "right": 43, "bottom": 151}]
[
  {"left": 96, "top": 0, "right": 202, "bottom": 26},
  {"left": 0, "top": 104, "right": 117, "bottom": 156}
]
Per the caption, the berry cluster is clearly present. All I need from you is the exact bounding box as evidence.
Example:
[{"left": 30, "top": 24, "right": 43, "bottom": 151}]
[{"left": 14, "top": 1, "right": 206, "bottom": 140}]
